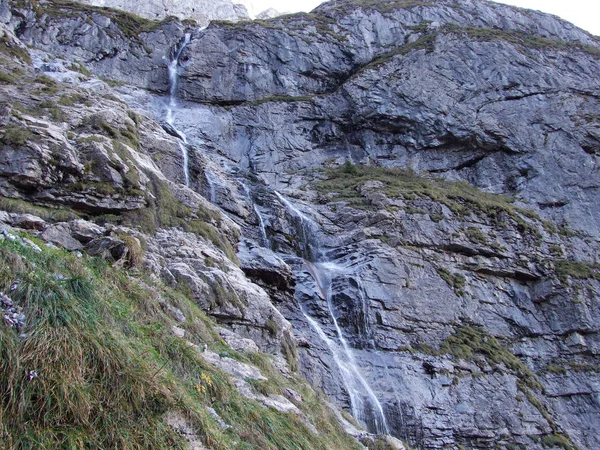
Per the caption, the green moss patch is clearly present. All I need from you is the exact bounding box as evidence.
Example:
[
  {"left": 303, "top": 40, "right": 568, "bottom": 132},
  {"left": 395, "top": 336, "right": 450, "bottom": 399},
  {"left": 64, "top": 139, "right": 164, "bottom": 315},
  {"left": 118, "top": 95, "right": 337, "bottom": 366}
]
[{"left": 314, "top": 164, "right": 544, "bottom": 236}]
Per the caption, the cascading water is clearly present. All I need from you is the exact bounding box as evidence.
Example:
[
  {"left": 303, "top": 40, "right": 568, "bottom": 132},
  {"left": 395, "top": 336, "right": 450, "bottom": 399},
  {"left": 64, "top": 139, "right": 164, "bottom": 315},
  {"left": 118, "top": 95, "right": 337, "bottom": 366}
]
[
  {"left": 274, "top": 191, "right": 320, "bottom": 260},
  {"left": 166, "top": 33, "right": 191, "bottom": 187},
  {"left": 239, "top": 181, "right": 270, "bottom": 247},
  {"left": 275, "top": 192, "right": 390, "bottom": 435},
  {"left": 205, "top": 169, "right": 218, "bottom": 203},
  {"left": 253, "top": 204, "right": 270, "bottom": 247}
]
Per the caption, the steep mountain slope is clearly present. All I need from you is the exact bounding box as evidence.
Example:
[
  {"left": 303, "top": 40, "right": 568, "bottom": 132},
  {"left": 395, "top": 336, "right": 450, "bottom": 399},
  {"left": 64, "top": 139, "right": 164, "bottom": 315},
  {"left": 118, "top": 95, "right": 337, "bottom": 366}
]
[
  {"left": 1, "top": 0, "right": 599, "bottom": 449},
  {"left": 70, "top": 0, "right": 250, "bottom": 26}
]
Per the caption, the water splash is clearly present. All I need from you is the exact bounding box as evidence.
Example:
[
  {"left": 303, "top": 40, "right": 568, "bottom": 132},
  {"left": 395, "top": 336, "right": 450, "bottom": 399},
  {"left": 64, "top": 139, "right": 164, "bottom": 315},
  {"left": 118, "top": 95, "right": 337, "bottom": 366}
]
[{"left": 166, "top": 33, "right": 191, "bottom": 187}]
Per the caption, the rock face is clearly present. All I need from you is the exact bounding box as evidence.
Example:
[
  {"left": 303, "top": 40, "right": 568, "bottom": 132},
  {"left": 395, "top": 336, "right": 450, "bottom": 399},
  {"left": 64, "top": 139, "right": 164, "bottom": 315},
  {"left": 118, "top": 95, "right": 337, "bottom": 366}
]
[
  {"left": 2, "top": 0, "right": 600, "bottom": 449},
  {"left": 71, "top": 0, "right": 249, "bottom": 27}
]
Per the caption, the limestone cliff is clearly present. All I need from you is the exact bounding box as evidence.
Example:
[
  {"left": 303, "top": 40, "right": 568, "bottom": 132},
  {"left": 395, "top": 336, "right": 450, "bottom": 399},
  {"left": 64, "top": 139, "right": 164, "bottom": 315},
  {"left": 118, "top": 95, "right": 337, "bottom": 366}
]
[
  {"left": 1, "top": 1, "right": 599, "bottom": 449},
  {"left": 71, "top": 0, "right": 250, "bottom": 26}
]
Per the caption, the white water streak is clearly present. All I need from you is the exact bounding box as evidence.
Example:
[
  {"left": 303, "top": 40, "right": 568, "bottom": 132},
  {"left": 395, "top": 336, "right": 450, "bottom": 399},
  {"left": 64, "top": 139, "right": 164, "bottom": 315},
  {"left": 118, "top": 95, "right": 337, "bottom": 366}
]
[
  {"left": 253, "top": 204, "right": 269, "bottom": 247},
  {"left": 306, "top": 261, "right": 390, "bottom": 435},
  {"left": 166, "top": 33, "right": 191, "bottom": 187}
]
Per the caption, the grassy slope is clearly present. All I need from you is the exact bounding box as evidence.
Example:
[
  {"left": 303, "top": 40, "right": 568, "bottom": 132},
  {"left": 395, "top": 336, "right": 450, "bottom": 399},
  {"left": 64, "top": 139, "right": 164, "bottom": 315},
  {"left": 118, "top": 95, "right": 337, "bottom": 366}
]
[{"left": 0, "top": 234, "right": 362, "bottom": 450}]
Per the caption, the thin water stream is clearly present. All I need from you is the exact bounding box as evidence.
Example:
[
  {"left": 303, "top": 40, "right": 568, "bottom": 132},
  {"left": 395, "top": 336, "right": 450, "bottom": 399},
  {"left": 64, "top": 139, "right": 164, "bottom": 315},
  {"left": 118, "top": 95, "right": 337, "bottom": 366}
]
[
  {"left": 275, "top": 192, "right": 389, "bottom": 435},
  {"left": 166, "top": 33, "right": 191, "bottom": 187}
]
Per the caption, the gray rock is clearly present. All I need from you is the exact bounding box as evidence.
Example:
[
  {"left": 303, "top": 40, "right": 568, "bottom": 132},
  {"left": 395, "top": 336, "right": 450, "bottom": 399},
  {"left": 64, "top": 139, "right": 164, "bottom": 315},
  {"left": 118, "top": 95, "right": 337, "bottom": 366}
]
[
  {"left": 70, "top": 0, "right": 250, "bottom": 27},
  {"left": 3, "top": 0, "right": 600, "bottom": 448},
  {"left": 85, "top": 236, "right": 127, "bottom": 261},
  {"left": 69, "top": 219, "right": 105, "bottom": 243},
  {"left": 42, "top": 223, "right": 84, "bottom": 251},
  {"left": 10, "top": 213, "right": 46, "bottom": 230},
  {"left": 217, "top": 326, "right": 260, "bottom": 353}
]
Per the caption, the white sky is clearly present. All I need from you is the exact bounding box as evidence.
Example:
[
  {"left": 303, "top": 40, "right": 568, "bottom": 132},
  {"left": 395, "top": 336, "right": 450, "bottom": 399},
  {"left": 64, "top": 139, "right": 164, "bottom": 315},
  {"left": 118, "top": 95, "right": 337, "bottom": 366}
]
[{"left": 241, "top": 0, "right": 600, "bottom": 36}]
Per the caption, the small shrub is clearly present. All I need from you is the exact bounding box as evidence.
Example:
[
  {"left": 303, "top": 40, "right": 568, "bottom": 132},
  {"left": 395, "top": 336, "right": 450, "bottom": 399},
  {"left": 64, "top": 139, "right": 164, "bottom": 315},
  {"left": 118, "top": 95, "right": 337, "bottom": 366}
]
[
  {"left": 118, "top": 233, "right": 145, "bottom": 269},
  {"left": 540, "top": 433, "right": 576, "bottom": 450},
  {"left": 465, "top": 227, "right": 488, "bottom": 245},
  {"left": 0, "top": 196, "right": 79, "bottom": 221},
  {"left": 264, "top": 317, "right": 280, "bottom": 337},
  {"left": 555, "top": 260, "right": 600, "bottom": 283},
  {"left": 0, "top": 70, "right": 18, "bottom": 84},
  {"left": 436, "top": 268, "right": 466, "bottom": 296},
  {"left": 342, "top": 160, "right": 358, "bottom": 175},
  {"left": 1, "top": 126, "right": 33, "bottom": 146}
]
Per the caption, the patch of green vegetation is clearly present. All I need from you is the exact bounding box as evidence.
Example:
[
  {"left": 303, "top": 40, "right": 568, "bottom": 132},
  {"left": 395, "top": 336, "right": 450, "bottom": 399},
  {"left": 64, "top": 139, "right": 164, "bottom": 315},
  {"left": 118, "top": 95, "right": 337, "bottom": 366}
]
[
  {"left": 58, "top": 92, "right": 91, "bottom": 107},
  {"left": 436, "top": 327, "right": 578, "bottom": 447},
  {"left": 99, "top": 76, "right": 126, "bottom": 87},
  {"left": 314, "top": 165, "right": 544, "bottom": 236},
  {"left": 117, "top": 233, "right": 145, "bottom": 269},
  {"left": 69, "top": 61, "right": 91, "bottom": 76},
  {"left": 327, "top": 0, "right": 433, "bottom": 14},
  {"left": 0, "top": 196, "right": 80, "bottom": 222},
  {"left": 67, "top": 180, "right": 118, "bottom": 196},
  {"left": 465, "top": 227, "right": 489, "bottom": 245},
  {"left": 542, "top": 364, "right": 567, "bottom": 375},
  {"left": 453, "top": 26, "right": 600, "bottom": 59},
  {"left": 0, "top": 34, "right": 32, "bottom": 64},
  {"left": 102, "top": 176, "right": 239, "bottom": 265},
  {"left": 81, "top": 113, "right": 139, "bottom": 150},
  {"left": 356, "top": 23, "right": 600, "bottom": 80},
  {"left": 0, "top": 234, "right": 362, "bottom": 450},
  {"left": 568, "top": 362, "right": 600, "bottom": 372},
  {"left": 281, "top": 330, "right": 299, "bottom": 372},
  {"left": 1, "top": 126, "right": 33, "bottom": 146},
  {"left": 246, "top": 95, "right": 316, "bottom": 106},
  {"left": 33, "top": 74, "right": 59, "bottom": 94},
  {"left": 247, "top": 378, "right": 282, "bottom": 397},
  {"left": 365, "top": 32, "right": 437, "bottom": 70},
  {"left": 264, "top": 318, "right": 280, "bottom": 337},
  {"left": 555, "top": 260, "right": 600, "bottom": 283},
  {"left": 439, "top": 326, "right": 542, "bottom": 392},
  {"left": 0, "top": 70, "right": 18, "bottom": 84},
  {"left": 436, "top": 268, "right": 466, "bottom": 296},
  {"left": 540, "top": 433, "right": 578, "bottom": 450}
]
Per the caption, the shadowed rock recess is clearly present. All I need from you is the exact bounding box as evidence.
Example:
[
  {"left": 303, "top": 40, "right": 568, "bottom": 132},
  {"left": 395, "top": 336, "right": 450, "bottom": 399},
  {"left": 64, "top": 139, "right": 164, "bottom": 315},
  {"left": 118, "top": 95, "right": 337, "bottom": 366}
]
[{"left": 1, "top": 0, "right": 599, "bottom": 449}]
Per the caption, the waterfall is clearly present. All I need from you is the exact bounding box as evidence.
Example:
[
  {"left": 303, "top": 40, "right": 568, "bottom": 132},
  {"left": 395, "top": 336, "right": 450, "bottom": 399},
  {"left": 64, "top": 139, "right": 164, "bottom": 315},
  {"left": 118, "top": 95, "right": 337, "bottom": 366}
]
[
  {"left": 166, "top": 33, "right": 191, "bottom": 187},
  {"left": 253, "top": 204, "right": 270, "bottom": 247},
  {"left": 205, "top": 169, "right": 217, "bottom": 203},
  {"left": 274, "top": 191, "right": 320, "bottom": 260},
  {"left": 356, "top": 277, "right": 374, "bottom": 347},
  {"left": 239, "top": 181, "right": 270, "bottom": 247},
  {"left": 276, "top": 192, "right": 389, "bottom": 435}
]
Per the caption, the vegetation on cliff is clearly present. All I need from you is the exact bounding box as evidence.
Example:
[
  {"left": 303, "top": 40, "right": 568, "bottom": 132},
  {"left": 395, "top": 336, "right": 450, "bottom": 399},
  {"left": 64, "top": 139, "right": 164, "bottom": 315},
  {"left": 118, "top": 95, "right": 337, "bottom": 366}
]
[{"left": 0, "top": 234, "right": 362, "bottom": 450}]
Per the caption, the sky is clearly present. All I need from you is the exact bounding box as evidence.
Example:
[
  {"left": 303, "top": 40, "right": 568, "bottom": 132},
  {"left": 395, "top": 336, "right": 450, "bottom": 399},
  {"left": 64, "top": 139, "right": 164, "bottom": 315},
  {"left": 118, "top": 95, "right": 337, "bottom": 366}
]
[{"left": 240, "top": 0, "right": 600, "bottom": 36}]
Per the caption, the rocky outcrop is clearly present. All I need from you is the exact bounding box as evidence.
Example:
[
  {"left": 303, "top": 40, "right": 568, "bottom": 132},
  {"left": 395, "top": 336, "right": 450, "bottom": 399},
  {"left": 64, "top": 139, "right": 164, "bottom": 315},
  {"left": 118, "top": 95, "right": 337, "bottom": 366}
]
[
  {"left": 71, "top": 0, "right": 249, "bottom": 26},
  {"left": 2, "top": 0, "right": 186, "bottom": 92}
]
